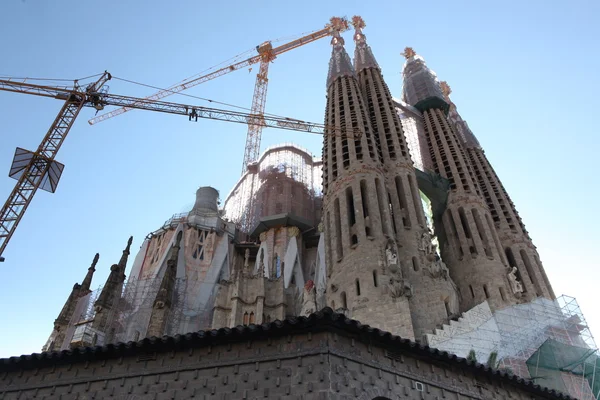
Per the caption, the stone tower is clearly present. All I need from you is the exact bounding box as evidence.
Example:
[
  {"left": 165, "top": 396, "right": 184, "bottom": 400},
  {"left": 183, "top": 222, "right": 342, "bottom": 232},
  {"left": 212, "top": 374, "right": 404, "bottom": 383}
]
[
  {"left": 402, "top": 48, "right": 514, "bottom": 312},
  {"left": 351, "top": 18, "right": 459, "bottom": 339},
  {"left": 322, "top": 18, "right": 413, "bottom": 339},
  {"left": 440, "top": 81, "right": 555, "bottom": 301},
  {"left": 93, "top": 236, "right": 133, "bottom": 335}
]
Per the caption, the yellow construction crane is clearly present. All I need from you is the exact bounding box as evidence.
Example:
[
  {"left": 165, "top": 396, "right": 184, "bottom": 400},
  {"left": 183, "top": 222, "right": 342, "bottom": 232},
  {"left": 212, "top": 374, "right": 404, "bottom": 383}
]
[
  {"left": 0, "top": 73, "right": 357, "bottom": 261},
  {"left": 88, "top": 17, "right": 350, "bottom": 173}
]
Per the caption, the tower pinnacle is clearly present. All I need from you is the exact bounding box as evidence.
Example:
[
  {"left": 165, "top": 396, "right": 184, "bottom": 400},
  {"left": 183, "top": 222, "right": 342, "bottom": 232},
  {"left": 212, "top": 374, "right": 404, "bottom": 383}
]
[
  {"left": 403, "top": 47, "right": 417, "bottom": 59},
  {"left": 326, "top": 17, "right": 354, "bottom": 89},
  {"left": 80, "top": 253, "right": 99, "bottom": 293},
  {"left": 440, "top": 81, "right": 452, "bottom": 97},
  {"left": 351, "top": 15, "right": 379, "bottom": 72},
  {"left": 117, "top": 236, "right": 133, "bottom": 278}
]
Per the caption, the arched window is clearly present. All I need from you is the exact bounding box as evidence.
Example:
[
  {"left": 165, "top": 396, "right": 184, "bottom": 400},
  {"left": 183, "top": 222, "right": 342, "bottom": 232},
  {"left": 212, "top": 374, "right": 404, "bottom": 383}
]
[
  {"left": 249, "top": 312, "right": 255, "bottom": 324},
  {"left": 243, "top": 312, "right": 249, "bottom": 325}
]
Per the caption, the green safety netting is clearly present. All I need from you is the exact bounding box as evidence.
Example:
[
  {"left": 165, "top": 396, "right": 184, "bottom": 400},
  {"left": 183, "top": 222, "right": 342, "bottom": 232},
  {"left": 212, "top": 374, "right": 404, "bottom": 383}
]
[{"left": 526, "top": 339, "right": 600, "bottom": 399}]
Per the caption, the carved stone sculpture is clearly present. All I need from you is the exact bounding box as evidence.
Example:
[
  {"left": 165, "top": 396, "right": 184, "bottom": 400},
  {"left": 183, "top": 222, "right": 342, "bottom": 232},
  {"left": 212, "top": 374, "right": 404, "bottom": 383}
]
[
  {"left": 508, "top": 267, "right": 523, "bottom": 294},
  {"left": 243, "top": 249, "right": 250, "bottom": 270},
  {"left": 428, "top": 257, "right": 450, "bottom": 280},
  {"left": 385, "top": 239, "right": 398, "bottom": 267},
  {"left": 301, "top": 280, "right": 317, "bottom": 316},
  {"left": 387, "top": 264, "right": 412, "bottom": 299},
  {"left": 419, "top": 229, "right": 433, "bottom": 255}
]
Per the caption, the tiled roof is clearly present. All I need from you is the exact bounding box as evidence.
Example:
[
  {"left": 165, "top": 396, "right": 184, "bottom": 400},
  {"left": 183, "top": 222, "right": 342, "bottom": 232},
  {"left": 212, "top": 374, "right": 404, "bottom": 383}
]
[{"left": 0, "top": 308, "right": 573, "bottom": 399}]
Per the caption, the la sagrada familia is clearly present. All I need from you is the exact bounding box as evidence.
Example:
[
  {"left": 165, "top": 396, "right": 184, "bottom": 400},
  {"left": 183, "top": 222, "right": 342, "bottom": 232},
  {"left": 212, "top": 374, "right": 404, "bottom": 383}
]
[{"left": 2, "top": 17, "right": 591, "bottom": 400}]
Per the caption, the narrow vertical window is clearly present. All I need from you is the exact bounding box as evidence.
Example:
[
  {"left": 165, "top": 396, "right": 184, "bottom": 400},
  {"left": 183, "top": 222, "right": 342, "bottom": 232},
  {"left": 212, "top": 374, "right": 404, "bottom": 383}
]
[
  {"left": 341, "top": 292, "right": 347, "bottom": 309},
  {"left": 483, "top": 284, "right": 490, "bottom": 299},
  {"left": 520, "top": 250, "right": 542, "bottom": 296},
  {"left": 346, "top": 187, "right": 356, "bottom": 226},
  {"left": 499, "top": 287, "right": 507, "bottom": 301},
  {"left": 373, "top": 270, "right": 378, "bottom": 287},
  {"left": 334, "top": 198, "right": 343, "bottom": 260},
  {"left": 469, "top": 285, "right": 475, "bottom": 299},
  {"left": 412, "top": 256, "right": 420, "bottom": 272},
  {"left": 375, "top": 178, "right": 389, "bottom": 235},
  {"left": 360, "top": 179, "right": 371, "bottom": 237},
  {"left": 356, "top": 279, "right": 361, "bottom": 296},
  {"left": 388, "top": 193, "right": 398, "bottom": 234},
  {"left": 395, "top": 176, "right": 410, "bottom": 227},
  {"left": 444, "top": 299, "right": 451, "bottom": 318},
  {"left": 458, "top": 207, "right": 472, "bottom": 239},
  {"left": 409, "top": 174, "right": 425, "bottom": 225},
  {"left": 243, "top": 312, "right": 249, "bottom": 325},
  {"left": 249, "top": 312, "right": 255, "bottom": 324},
  {"left": 472, "top": 208, "right": 492, "bottom": 257}
]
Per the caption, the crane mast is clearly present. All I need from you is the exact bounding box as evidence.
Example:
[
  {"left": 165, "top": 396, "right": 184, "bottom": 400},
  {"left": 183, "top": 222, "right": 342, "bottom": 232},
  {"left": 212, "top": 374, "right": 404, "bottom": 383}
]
[{"left": 0, "top": 73, "right": 111, "bottom": 261}]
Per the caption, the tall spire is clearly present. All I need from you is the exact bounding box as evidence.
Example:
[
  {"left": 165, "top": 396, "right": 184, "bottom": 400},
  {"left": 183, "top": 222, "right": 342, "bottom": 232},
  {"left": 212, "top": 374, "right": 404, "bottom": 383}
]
[
  {"left": 117, "top": 236, "right": 133, "bottom": 278},
  {"left": 351, "top": 16, "right": 379, "bottom": 72},
  {"left": 440, "top": 81, "right": 481, "bottom": 149},
  {"left": 352, "top": 21, "right": 459, "bottom": 339},
  {"left": 321, "top": 15, "right": 415, "bottom": 340},
  {"left": 326, "top": 17, "right": 354, "bottom": 89},
  {"left": 80, "top": 253, "right": 99, "bottom": 293}
]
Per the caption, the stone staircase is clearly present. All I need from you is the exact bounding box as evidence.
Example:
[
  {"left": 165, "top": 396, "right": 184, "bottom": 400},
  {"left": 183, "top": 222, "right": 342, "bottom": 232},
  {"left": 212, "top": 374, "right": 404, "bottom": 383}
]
[{"left": 425, "top": 301, "right": 493, "bottom": 347}]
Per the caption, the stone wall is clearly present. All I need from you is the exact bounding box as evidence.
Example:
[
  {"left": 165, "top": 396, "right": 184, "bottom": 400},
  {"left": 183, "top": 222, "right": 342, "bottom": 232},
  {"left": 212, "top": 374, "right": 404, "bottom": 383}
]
[{"left": 0, "top": 323, "right": 568, "bottom": 400}]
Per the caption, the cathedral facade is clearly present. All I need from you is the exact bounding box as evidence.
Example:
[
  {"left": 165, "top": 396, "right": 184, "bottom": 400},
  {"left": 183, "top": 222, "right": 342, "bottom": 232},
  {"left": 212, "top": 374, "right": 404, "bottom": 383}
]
[{"left": 19, "top": 16, "right": 596, "bottom": 400}]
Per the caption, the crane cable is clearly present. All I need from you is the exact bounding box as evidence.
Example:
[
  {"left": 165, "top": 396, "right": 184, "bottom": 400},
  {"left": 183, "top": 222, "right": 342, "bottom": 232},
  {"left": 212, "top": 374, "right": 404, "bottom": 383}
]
[{"left": 110, "top": 76, "right": 292, "bottom": 119}]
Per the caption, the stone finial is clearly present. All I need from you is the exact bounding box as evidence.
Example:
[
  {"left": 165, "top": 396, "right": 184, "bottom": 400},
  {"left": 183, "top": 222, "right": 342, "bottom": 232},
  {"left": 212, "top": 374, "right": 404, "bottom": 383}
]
[
  {"left": 350, "top": 15, "right": 365, "bottom": 30},
  {"left": 403, "top": 47, "right": 417, "bottom": 59},
  {"left": 440, "top": 81, "right": 452, "bottom": 98}
]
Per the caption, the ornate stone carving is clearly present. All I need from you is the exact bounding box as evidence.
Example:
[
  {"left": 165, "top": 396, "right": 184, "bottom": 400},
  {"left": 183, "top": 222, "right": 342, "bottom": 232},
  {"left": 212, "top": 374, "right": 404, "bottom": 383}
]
[
  {"left": 508, "top": 267, "right": 523, "bottom": 294},
  {"left": 418, "top": 229, "right": 434, "bottom": 256},
  {"left": 301, "top": 280, "right": 317, "bottom": 316},
  {"left": 385, "top": 239, "right": 398, "bottom": 267},
  {"left": 427, "top": 255, "right": 450, "bottom": 280},
  {"left": 243, "top": 249, "right": 250, "bottom": 270},
  {"left": 387, "top": 264, "right": 412, "bottom": 299}
]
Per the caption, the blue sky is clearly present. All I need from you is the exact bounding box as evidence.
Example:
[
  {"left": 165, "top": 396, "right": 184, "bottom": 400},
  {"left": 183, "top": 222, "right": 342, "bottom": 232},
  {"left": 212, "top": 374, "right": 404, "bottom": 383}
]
[{"left": 0, "top": 0, "right": 598, "bottom": 357}]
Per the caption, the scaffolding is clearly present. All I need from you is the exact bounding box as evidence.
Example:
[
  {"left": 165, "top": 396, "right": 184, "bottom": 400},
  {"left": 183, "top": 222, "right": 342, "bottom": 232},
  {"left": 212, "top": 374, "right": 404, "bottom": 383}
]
[
  {"left": 425, "top": 295, "right": 598, "bottom": 399},
  {"left": 56, "top": 275, "right": 190, "bottom": 349},
  {"left": 223, "top": 143, "right": 322, "bottom": 233}
]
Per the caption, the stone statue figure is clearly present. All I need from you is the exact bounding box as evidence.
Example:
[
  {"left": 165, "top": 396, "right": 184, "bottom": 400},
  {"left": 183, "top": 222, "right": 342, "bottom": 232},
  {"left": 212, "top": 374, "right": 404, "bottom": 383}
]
[
  {"left": 385, "top": 239, "right": 398, "bottom": 267},
  {"left": 301, "top": 280, "right": 317, "bottom": 316},
  {"left": 419, "top": 229, "right": 434, "bottom": 255},
  {"left": 508, "top": 267, "right": 523, "bottom": 294},
  {"left": 243, "top": 249, "right": 250, "bottom": 270}
]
